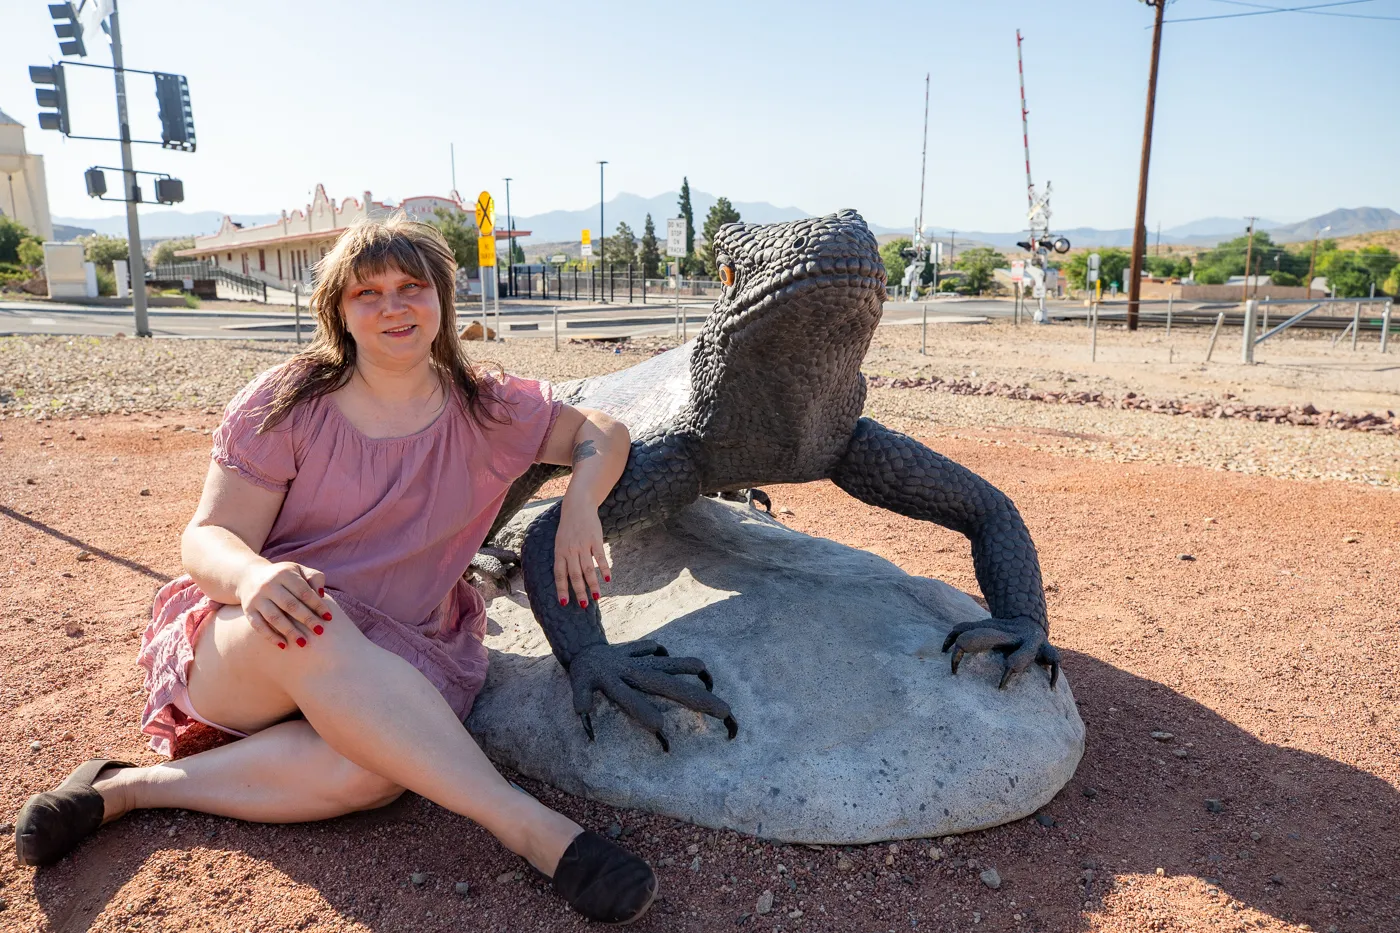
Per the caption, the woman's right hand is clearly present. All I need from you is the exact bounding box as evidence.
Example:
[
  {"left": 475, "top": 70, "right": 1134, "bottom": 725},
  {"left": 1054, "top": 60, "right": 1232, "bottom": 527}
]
[{"left": 235, "top": 560, "right": 331, "bottom": 649}]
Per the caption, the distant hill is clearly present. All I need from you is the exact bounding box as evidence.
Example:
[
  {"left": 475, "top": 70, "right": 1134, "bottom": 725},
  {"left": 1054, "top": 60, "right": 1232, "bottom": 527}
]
[
  {"left": 52, "top": 210, "right": 280, "bottom": 238},
  {"left": 51, "top": 223, "right": 95, "bottom": 241},
  {"left": 1263, "top": 207, "right": 1400, "bottom": 243},
  {"left": 513, "top": 190, "right": 812, "bottom": 242}
]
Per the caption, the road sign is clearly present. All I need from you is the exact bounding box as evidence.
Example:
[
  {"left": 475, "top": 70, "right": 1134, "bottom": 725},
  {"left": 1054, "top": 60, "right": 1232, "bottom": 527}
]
[
  {"left": 478, "top": 234, "right": 496, "bottom": 268},
  {"left": 581, "top": 229, "right": 592, "bottom": 258},
  {"left": 666, "top": 217, "right": 686, "bottom": 258},
  {"left": 1010, "top": 260, "right": 1025, "bottom": 283},
  {"left": 475, "top": 192, "right": 495, "bottom": 236},
  {"left": 1087, "top": 252, "right": 1101, "bottom": 284},
  {"left": 550, "top": 253, "right": 568, "bottom": 264}
]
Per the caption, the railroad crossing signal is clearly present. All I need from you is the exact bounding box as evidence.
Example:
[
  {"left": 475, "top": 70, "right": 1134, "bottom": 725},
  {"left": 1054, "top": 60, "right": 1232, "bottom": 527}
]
[
  {"left": 475, "top": 191, "right": 495, "bottom": 236},
  {"left": 29, "top": 64, "right": 71, "bottom": 135}
]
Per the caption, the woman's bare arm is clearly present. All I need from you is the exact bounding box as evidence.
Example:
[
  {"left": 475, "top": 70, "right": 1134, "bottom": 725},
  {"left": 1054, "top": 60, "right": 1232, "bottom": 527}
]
[
  {"left": 182, "top": 461, "right": 330, "bottom": 647},
  {"left": 536, "top": 405, "right": 631, "bottom": 605}
]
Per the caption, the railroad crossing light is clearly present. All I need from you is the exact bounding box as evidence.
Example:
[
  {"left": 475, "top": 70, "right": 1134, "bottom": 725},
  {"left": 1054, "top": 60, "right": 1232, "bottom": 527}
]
[
  {"left": 154, "top": 177, "right": 184, "bottom": 204},
  {"left": 154, "top": 72, "right": 196, "bottom": 151},
  {"left": 29, "top": 64, "right": 71, "bottom": 135},
  {"left": 1016, "top": 240, "right": 1033, "bottom": 252},
  {"left": 84, "top": 167, "right": 107, "bottom": 198},
  {"left": 49, "top": 2, "right": 87, "bottom": 57},
  {"left": 1053, "top": 238, "right": 1071, "bottom": 254}
]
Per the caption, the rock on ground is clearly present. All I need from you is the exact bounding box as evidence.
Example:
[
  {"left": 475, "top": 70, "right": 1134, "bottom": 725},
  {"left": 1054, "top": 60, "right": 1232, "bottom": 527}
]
[{"left": 468, "top": 496, "right": 1085, "bottom": 844}]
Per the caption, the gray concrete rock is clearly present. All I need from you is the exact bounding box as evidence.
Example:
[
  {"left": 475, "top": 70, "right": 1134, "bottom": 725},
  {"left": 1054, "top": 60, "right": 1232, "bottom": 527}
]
[{"left": 467, "top": 496, "right": 1085, "bottom": 844}]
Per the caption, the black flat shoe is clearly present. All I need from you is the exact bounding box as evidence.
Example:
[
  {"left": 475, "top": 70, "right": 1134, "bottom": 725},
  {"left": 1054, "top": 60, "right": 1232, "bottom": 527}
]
[
  {"left": 551, "top": 830, "right": 658, "bottom": 925},
  {"left": 15, "top": 758, "right": 133, "bottom": 867}
]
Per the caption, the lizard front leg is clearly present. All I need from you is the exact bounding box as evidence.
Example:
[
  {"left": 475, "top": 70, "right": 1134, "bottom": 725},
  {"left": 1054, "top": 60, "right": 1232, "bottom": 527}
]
[
  {"left": 829, "top": 417, "right": 1060, "bottom": 689},
  {"left": 520, "top": 430, "right": 738, "bottom": 750}
]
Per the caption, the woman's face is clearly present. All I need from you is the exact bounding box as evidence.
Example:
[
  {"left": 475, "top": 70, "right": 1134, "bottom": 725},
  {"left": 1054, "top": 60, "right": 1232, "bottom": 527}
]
[{"left": 341, "top": 264, "right": 442, "bottom": 370}]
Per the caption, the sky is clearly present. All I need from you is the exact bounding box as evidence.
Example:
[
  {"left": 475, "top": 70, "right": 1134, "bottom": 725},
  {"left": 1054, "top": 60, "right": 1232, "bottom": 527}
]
[{"left": 3, "top": 0, "right": 1398, "bottom": 233}]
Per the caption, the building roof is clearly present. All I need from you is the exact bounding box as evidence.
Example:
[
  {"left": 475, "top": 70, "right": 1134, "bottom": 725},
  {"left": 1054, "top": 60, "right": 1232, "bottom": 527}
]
[{"left": 0, "top": 107, "right": 23, "bottom": 126}]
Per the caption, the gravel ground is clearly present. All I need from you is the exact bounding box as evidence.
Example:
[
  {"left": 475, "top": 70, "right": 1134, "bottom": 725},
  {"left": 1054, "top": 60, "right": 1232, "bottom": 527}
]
[
  {"left": 3, "top": 329, "right": 1395, "bottom": 486},
  {"left": 1, "top": 414, "right": 1395, "bottom": 933}
]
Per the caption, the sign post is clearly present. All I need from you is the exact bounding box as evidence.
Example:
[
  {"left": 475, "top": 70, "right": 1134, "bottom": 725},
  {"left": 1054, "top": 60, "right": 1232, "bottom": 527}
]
[
  {"left": 475, "top": 191, "right": 495, "bottom": 340},
  {"left": 666, "top": 218, "right": 686, "bottom": 340}
]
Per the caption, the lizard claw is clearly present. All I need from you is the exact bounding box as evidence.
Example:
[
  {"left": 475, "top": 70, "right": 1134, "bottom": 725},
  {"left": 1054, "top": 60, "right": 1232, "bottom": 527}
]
[
  {"left": 941, "top": 616, "right": 1060, "bottom": 690},
  {"left": 580, "top": 712, "right": 595, "bottom": 742},
  {"left": 723, "top": 715, "right": 739, "bottom": 740},
  {"left": 654, "top": 730, "right": 670, "bottom": 753}
]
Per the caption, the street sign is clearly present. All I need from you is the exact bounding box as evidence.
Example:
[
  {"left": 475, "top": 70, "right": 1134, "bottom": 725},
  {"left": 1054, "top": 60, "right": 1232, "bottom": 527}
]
[
  {"left": 1087, "top": 252, "right": 1101, "bottom": 284},
  {"left": 550, "top": 253, "right": 568, "bottom": 264},
  {"left": 1010, "top": 260, "right": 1025, "bottom": 283},
  {"left": 475, "top": 191, "right": 495, "bottom": 236},
  {"left": 477, "top": 234, "right": 496, "bottom": 268},
  {"left": 581, "top": 229, "right": 592, "bottom": 258},
  {"left": 666, "top": 217, "right": 686, "bottom": 258}
]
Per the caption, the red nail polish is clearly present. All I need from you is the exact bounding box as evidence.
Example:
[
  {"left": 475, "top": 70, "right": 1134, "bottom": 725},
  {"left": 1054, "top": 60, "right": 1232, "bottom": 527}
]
[
  {"left": 322, "top": 612, "right": 332, "bottom": 621},
  {"left": 604, "top": 575, "right": 611, "bottom": 582},
  {"left": 592, "top": 592, "right": 600, "bottom": 600},
  {"left": 579, "top": 599, "right": 588, "bottom": 608},
  {"left": 318, "top": 588, "right": 325, "bottom": 597},
  {"left": 296, "top": 637, "right": 307, "bottom": 648},
  {"left": 559, "top": 597, "right": 568, "bottom": 606},
  {"left": 313, "top": 625, "right": 324, "bottom": 635},
  {"left": 277, "top": 642, "right": 286, "bottom": 650}
]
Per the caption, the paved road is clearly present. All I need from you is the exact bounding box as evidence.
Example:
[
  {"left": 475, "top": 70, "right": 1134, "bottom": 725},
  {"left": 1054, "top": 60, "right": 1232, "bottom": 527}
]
[{"left": 0, "top": 298, "right": 1008, "bottom": 342}]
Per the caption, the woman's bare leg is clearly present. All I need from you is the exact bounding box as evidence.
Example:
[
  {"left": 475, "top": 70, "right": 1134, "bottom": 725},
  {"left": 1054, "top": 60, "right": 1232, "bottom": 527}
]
[
  {"left": 95, "top": 718, "right": 403, "bottom": 823},
  {"left": 107, "top": 599, "right": 581, "bottom": 875}
]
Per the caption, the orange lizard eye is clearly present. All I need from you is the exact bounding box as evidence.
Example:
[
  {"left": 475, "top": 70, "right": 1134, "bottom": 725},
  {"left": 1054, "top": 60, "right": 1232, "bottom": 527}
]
[{"left": 719, "top": 263, "right": 735, "bottom": 287}]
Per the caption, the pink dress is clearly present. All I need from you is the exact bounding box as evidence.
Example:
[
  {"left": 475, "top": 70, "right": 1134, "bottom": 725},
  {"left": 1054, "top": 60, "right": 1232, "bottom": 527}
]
[{"left": 137, "top": 365, "right": 561, "bottom": 757}]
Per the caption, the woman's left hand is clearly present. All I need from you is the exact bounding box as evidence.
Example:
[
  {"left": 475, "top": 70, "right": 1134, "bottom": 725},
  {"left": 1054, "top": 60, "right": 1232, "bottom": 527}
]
[{"left": 554, "top": 499, "right": 611, "bottom": 608}]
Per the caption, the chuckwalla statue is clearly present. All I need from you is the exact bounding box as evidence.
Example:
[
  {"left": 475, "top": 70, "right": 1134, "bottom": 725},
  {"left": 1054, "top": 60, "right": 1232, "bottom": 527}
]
[{"left": 484, "top": 210, "right": 1059, "bottom": 751}]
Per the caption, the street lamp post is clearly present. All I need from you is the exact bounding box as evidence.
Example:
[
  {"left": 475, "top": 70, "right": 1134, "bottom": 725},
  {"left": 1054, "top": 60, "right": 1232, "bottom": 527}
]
[
  {"left": 598, "top": 161, "right": 607, "bottom": 303},
  {"left": 503, "top": 177, "right": 512, "bottom": 297},
  {"left": 1306, "top": 224, "right": 1331, "bottom": 299}
]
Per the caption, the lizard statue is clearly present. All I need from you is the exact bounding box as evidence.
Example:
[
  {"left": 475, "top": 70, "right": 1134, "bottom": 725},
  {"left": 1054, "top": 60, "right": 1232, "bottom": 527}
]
[{"left": 483, "top": 210, "right": 1059, "bottom": 751}]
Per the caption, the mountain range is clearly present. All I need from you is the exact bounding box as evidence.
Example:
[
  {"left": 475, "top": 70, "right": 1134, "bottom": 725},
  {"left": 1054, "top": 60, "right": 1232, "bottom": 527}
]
[{"left": 54, "top": 196, "right": 1399, "bottom": 250}]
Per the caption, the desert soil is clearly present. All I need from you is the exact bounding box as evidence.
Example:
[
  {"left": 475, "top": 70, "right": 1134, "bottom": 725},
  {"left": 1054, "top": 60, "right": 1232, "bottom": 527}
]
[{"left": 1, "top": 327, "right": 1397, "bottom": 933}]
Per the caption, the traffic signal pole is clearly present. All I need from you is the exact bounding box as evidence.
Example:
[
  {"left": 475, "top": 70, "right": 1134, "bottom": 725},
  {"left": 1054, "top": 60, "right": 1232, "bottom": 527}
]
[{"left": 108, "top": 2, "right": 150, "bottom": 337}]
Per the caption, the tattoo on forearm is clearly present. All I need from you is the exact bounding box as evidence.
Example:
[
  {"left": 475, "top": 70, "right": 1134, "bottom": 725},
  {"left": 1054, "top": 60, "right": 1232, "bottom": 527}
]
[{"left": 571, "top": 440, "right": 598, "bottom": 466}]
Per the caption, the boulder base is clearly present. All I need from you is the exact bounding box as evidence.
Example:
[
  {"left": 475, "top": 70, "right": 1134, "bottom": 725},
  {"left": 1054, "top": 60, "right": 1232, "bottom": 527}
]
[{"left": 468, "top": 496, "right": 1085, "bottom": 844}]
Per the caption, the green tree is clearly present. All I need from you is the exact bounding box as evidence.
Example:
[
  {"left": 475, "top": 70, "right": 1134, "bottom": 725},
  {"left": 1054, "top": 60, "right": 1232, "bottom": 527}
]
[
  {"left": 698, "top": 197, "right": 741, "bottom": 277},
  {"left": 1383, "top": 263, "right": 1400, "bottom": 297},
  {"left": 605, "top": 221, "right": 637, "bottom": 267},
  {"left": 639, "top": 213, "right": 661, "bottom": 278},
  {"left": 150, "top": 236, "right": 195, "bottom": 267},
  {"left": 0, "top": 216, "right": 32, "bottom": 264},
  {"left": 17, "top": 237, "right": 44, "bottom": 270},
  {"left": 429, "top": 207, "right": 479, "bottom": 276},
  {"left": 1316, "top": 245, "right": 1398, "bottom": 297},
  {"left": 79, "top": 234, "right": 130, "bottom": 271},
  {"left": 1357, "top": 244, "right": 1398, "bottom": 286},
  {"left": 678, "top": 178, "right": 695, "bottom": 258},
  {"left": 953, "top": 247, "right": 1007, "bottom": 295},
  {"left": 1063, "top": 247, "right": 1130, "bottom": 291},
  {"left": 880, "top": 238, "right": 910, "bottom": 290}
]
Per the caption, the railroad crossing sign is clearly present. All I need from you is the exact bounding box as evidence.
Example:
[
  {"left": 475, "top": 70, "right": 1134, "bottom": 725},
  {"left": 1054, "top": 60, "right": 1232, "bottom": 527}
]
[
  {"left": 477, "top": 234, "right": 496, "bottom": 268},
  {"left": 475, "top": 191, "right": 495, "bottom": 236},
  {"left": 666, "top": 217, "right": 686, "bottom": 258}
]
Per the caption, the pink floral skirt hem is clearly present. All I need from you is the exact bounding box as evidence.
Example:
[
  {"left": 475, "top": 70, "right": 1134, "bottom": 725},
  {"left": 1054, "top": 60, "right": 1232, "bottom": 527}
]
[{"left": 137, "top": 575, "right": 490, "bottom": 757}]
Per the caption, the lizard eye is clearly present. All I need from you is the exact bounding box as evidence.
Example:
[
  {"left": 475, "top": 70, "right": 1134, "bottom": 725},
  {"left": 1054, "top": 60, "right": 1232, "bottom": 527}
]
[{"left": 719, "top": 262, "right": 735, "bottom": 288}]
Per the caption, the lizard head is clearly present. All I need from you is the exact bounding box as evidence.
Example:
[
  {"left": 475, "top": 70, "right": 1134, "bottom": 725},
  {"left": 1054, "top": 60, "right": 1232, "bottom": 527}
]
[{"left": 701, "top": 209, "right": 887, "bottom": 346}]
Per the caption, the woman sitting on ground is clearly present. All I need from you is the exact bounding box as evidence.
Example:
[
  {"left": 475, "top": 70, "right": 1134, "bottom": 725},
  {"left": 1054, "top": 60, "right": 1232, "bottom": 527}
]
[{"left": 15, "top": 215, "right": 656, "bottom": 925}]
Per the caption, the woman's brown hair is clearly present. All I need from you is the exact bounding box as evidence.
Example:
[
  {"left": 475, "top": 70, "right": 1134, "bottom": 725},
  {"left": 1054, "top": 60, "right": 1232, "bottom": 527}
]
[{"left": 257, "top": 213, "right": 503, "bottom": 433}]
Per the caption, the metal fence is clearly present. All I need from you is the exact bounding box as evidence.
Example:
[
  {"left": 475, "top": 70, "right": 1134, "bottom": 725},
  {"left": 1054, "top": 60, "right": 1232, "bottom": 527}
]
[
  {"left": 146, "top": 260, "right": 270, "bottom": 302},
  {"left": 501, "top": 264, "right": 722, "bottom": 304}
]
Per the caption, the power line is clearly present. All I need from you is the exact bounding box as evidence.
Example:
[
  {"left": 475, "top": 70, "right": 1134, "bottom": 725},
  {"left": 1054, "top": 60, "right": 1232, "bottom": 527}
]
[
  {"left": 1206, "top": 0, "right": 1400, "bottom": 19},
  {"left": 1164, "top": 0, "right": 1400, "bottom": 24}
]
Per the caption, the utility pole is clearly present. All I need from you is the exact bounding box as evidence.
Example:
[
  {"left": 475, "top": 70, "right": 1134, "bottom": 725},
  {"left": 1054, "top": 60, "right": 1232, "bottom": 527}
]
[
  {"left": 598, "top": 161, "right": 607, "bottom": 303},
  {"left": 503, "top": 177, "right": 512, "bottom": 297},
  {"left": 1242, "top": 218, "right": 1256, "bottom": 304},
  {"left": 109, "top": 2, "right": 150, "bottom": 337},
  {"left": 1127, "top": 0, "right": 1166, "bottom": 332},
  {"left": 450, "top": 143, "right": 456, "bottom": 193},
  {"left": 1305, "top": 224, "right": 1331, "bottom": 300}
]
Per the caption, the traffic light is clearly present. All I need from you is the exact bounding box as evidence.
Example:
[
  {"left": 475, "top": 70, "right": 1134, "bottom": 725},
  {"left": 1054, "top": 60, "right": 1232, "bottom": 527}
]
[
  {"left": 48, "top": 2, "right": 87, "bottom": 57},
  {"left": 29, "top": 64, "right": 71, "bottom": 135},
  {"left": 154, "top": 177, "right": 184, "bottom": 204},
  {"left": 154, "top": 72, "right": 196, "bottom": 152},
  {"left": 85, "top": 168, "right": 107, "bottom": 198}
]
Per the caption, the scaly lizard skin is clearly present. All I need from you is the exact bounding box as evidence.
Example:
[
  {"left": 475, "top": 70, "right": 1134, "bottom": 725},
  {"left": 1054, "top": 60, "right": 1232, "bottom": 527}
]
[{"left": 486, "top": 211, "right": 1059, "bottom": 751}]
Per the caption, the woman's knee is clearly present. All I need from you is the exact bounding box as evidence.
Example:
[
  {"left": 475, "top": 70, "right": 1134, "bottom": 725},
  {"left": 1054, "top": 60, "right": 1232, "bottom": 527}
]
[{"left": 327, "top": 756, "right": 404, "bottom": 811}]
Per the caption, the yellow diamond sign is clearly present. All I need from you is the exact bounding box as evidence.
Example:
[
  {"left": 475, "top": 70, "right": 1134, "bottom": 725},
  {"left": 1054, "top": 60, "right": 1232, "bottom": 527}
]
[{"left": 475, "top": 191, "right": 495, "bottom": 236}]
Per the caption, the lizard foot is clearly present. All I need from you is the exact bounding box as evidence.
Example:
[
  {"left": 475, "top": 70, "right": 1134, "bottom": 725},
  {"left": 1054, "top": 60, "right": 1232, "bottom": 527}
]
[
  {"left": 468, "top": 546, "right": 520, "bottom": 590},
  {"left": 941, "top": 616, "right": 1060, "bottom": 690},
  {"left": 568, "top": 640, "right": 738, "bottom": 752}
]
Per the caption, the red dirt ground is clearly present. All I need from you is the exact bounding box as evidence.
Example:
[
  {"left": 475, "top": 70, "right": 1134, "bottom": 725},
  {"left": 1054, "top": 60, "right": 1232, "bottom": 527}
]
[{"left": 1, "top": 412, "right": 1397, "bottom": 933}]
